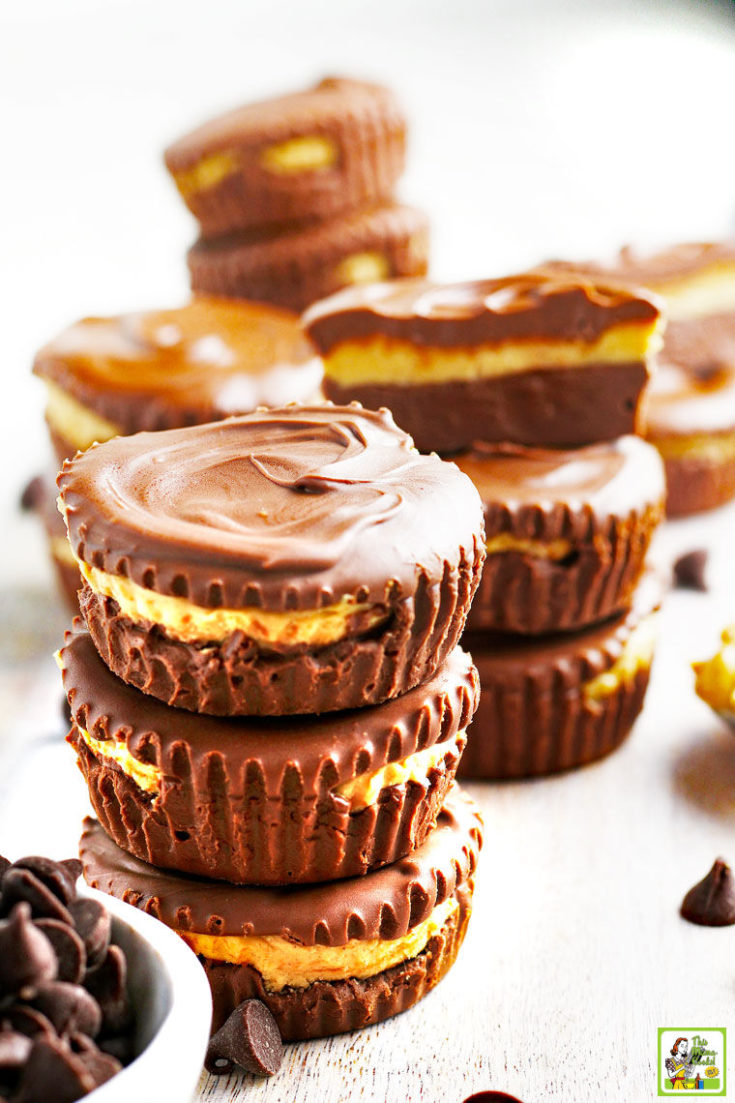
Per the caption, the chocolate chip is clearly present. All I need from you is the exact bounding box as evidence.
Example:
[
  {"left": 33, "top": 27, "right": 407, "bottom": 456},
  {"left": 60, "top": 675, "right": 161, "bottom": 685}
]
[
  {"left": 0, "top": 869, "right": 73, "bottom": 924},
  {"left": 0, "top": 904, "right": 57, "bottom": 997},
  {"left": 0, "top": 1031, "right": 32, "bottom": 1072},
  {"left": 672, "top": 549, "right": 708, "bottom": 591},
  {"left": 205, "top": 1000, "right": 283, "bottom": 1078},
  {"left": 12, "top": 857, "right": 80, "bottom": 908},
  {"left": 75, "top": 1046, "right": 121, "bottom": 1088},
  {"left": 69, "top": 899, "right": 110, "bottom": 969},
  {"left": 2, "top": 1006, "right": 56, "bottom": 1039},
  {"left": 97, "top": 1033, "right": 135, "bottom": 1067},
  {"left": 19, "top": 476, "right": 44, "bottom": 513},
  {"left": 681, "top": 857, "right": 735, "bottom": 926},
  {"left": 84, "top": 946, "right": 130, "bottom": 1034},
  {"left": 29, "top": 982, "right": 102, "bottom": 1039},
  {"left": 14, "top": 1035, "right": 97, "bottom": 1103},
  {"left": 35, "top": 920, "right": 86, "bottom": 984},
  {"left": 462, "top": 1095, "right": 526, "bottom": 1102}
]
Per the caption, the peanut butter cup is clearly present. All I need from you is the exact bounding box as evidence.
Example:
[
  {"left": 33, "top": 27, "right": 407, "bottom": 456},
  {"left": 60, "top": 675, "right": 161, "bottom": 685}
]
[
  {"left": 455, "top": 436, "right": 665, "bottom": 635},
  {"left": 80, "top": 786, "right": 482, "bottom": 1040},
  {"left": 62, "top": 623, "right": 479, "bottom": 884},
  {"left": 458, "top": 574, "right": 661, "bottom": 779},
  {"left": 33, "top": 297, "right": 321, "bottom": 467},
  {"left": 304, "top": 270, "right": 663, "bottom": 454},
  {"left": 164, "top": 77, "right": 406, "bottom": 238},
  {"left": 549, "top": 244, "right": 735, "bottom": 515},
  {"left": 693, "top": 624, "right": 735, "bottom": 730},
  {"left": 188, "top": 203, "right": 429, "bottom": 314},
  {"left": 58, "top": 405, "right": 485, "bottom": 716}
]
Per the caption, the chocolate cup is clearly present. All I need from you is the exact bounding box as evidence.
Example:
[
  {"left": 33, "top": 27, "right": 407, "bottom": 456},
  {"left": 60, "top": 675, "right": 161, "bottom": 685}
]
[
  {"left": 204, "top": 887, "right": 471, "bottom": 1040},
  {"left": 658, "top": 450, "right": 735, "bottom": 517},
  {"left": 78, "top": 543, "right": 482, "bottom": 716},
  {"left": 81, "top": 788, "right": 481, "bottom": 1041},
  {"left": 165, "top": 78, "right": 406, "bottom": 238},
  {"left": 458, "top": 438, "right": 664, "bottom": 634},
  {"left": 29, "top": 473, "right": 82, "bottom": 611},
  {"left": 324, "top": 362, "right": 649, "bottom": 455},
  {"left": 63, "top": 627, "right": 478, "bottom": 884},
  {"left": 458, "top": 580, "right": 660, "bottom": 779},
  {"left": 189, "top": 204, "right": 430, "bottom": 315}
]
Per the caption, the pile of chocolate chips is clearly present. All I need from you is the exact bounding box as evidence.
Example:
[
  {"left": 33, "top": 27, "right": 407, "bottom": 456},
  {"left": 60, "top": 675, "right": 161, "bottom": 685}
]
[{"left": 0, "top": 854, "right": 134, "bottom": 1103}]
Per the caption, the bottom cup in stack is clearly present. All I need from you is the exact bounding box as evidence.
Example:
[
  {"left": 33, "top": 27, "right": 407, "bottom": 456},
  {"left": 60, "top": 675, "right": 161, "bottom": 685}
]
[
  {"left": 454, "top": 436, "right": 666, "bottom": 779},
  {"left": 80, "top": 787, "right": 481, "bottom": 1040}
]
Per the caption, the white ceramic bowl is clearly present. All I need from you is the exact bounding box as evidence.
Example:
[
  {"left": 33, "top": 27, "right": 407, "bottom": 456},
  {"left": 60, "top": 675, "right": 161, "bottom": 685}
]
[{"left": 82, "top": 887, "right": 212, "bottom": 1103}]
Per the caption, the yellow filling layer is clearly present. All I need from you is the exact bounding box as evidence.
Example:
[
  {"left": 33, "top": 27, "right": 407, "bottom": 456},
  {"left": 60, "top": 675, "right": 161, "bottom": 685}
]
[
  {"left": 74, "top": 721, "right": 462, "bottom": 813},
  {"left": 179, "top": 895, "right": 458, "bottom": 990},
  {"left": 335, "top": 252, "right": 390, "bottom": 286},
  {"left": 45, "top": 381, "right": 120, "bottom": 452},
  {"left": 693, "top": 626, "right": 735, "bottom": 715},
  {"left": 173, "top": 150, "right": 239, "bottom": 199},
  {"left": 259, "top": 135, "right": 338, "bottom": 174},
  {"left": 660, "top": 265, "right": 735, "bottom": 320},
  {"left": 485, "top": 533, "right": 573, "bottom": 560},
  {"left": 323, "top": 321, "right": 662, "bottom": 387},
  {"left": 77, "top": 560, "right": 386, "bottom": 648},
  {"left": 651, "top": 431, "right": 735, "bottom": 463},
  {"left": 583, "top": 612, "right": 657, "bottom": 703},
  {"left": 77, "top": 724, "right": 160, "bottom": 794},
  {"left": 335, "top": 730, "right": 465, "bottom": 812}
]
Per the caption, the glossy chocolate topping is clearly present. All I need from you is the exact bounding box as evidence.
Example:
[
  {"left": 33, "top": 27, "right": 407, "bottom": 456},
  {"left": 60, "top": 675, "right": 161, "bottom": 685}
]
[
  {"left": 165, "top": 77, "right": 403, "bottom": 169},
  {"left": 58, "top": 404, "right": 484, "bottom": 611},
  {"left": 647, "top": 360, "right": 735, "bottom": 438},
  {"left": 303, "top": 270, "right": 661, "bottom": 352},
  {"left": 62, "top": 624, "right": 478, "bottom": 785},
  {"left": 454, "top": 436, "right": 664, "bottom": 532},
  {"left": 33, "top": 298, "right": 321, "bottom": 432},
  {"left": 80, "top": 786, "right": 482, "bottom": 944}
]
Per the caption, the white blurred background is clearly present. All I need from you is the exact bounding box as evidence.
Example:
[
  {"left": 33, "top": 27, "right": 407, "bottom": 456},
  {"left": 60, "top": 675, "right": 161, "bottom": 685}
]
[{"left": 2, "top": 0, "right": 735, "bottom": 581}]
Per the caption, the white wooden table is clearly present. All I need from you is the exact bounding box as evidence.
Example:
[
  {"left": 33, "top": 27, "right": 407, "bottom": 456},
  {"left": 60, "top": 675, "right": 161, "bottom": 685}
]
[{"left": 1, "top": 502, "right": 734, "bottom": 1103}]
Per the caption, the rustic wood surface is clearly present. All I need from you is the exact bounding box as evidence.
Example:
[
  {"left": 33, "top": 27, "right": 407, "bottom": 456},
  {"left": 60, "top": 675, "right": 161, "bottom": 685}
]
[{"left": 1, "top": 503, "right": 733, "bottom": 1102}]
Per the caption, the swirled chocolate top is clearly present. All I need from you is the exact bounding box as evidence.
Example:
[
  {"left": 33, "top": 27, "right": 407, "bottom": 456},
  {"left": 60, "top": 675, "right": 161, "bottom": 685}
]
[
  {"left": 33, "top": 298, "right": 322, "bottom": 434},
  {"left": 57, "top": 404, "right": 485, "bottom": 610},
  {"left": 454, "top": 436, "right": 665, "bottom": 540},
  {"left": 303, "top": 270, "right": 661, "bottom": 352},
  {"left": 164, "top": 77, "right": 404, "bottom": 169},
  {"left": 61, "top": 624, "right": 479, "bottom": 789},
  {"left": 80, "top": 786, "right": 482, "bottom": 944}
]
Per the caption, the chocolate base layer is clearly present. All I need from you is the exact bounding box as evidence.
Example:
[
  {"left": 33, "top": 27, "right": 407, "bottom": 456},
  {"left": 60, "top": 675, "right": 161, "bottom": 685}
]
[
  {"left": 458, "top": 580, "right": 659, "bottom": 779},
  {"left": 204, "top": 888, "right": 471, "bottom": 1040},
  {"left": 165, "top": 78, "right": 406, "bottom": 238},
  {"left": 63, "top": 626, "right": 478, "bottom": 884},
  {"left": 658, "top": 450, "right": 735, "bottom": 517},
  {"left": 78, "top": 544, "right": 481, "bottom": 716},
  {"left": 323, "top": 361, "right": 649, "bottom": 454},
  {"left": 189, "top": 204, "right": 429, "bottom": 314}
]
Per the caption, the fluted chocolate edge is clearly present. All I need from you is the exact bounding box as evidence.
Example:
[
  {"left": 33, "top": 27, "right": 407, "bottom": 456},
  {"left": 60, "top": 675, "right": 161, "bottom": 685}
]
[
  {"left": 77, "top": 544, "right": 483, "bottom": 716},
  {"left": 658, "top": 452, "right": 735, "bottom": 517},
  {"left": 203, "top": 885, "right": 472, "bottom": 1040}
]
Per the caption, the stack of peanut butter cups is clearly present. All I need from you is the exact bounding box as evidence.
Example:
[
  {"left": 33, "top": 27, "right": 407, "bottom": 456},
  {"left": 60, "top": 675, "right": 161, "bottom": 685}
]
[
  {"left": 164, "top": 76, "right": 430, "bottom": 313},
  {"left": 304, "top": 268, "right": 669, "bottom": 779},
  {"left": 57, "top": 404, "right": 487, "bottom": 1041}
]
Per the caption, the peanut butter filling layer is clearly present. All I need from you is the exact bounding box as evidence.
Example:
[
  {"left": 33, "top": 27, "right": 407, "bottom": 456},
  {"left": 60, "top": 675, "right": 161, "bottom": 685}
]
[
  {"left": 649, "top": 431, "right": 735, "bottom": 463},
  {"left": 583, "top": 612, "right": 658, "bottom": 703},
  {"left": 73, "top": 721, "right": 463, "bottom": 811},
  {"left": 75, "top": 559, "right": 388, "bottom": 649},
  {"left": 484, "top": 533, "right": 573, "bottom": 560},
  {"left": 693, "top": 626, "right": 735, "bottom": 716},
  {"left": 173, "top": 150, "right": 240, "bottom": 199},
  {"left": 44, "top": 381, "right": 120, "bottom": 452},
  {"left": 259, "top": 135, "right": 338, "bottom": 175},
  {"left": 335, "top": 252, "right": 390, "bottom": 286},
  {"left": 322, "top": 322, "right": 662, "bottom": 388},
  {"left": 178, "top": 894, "right": 459, "bottom": 990},
  {"left": 656, "top": 264, "right": 735, "bottom": 321}
]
